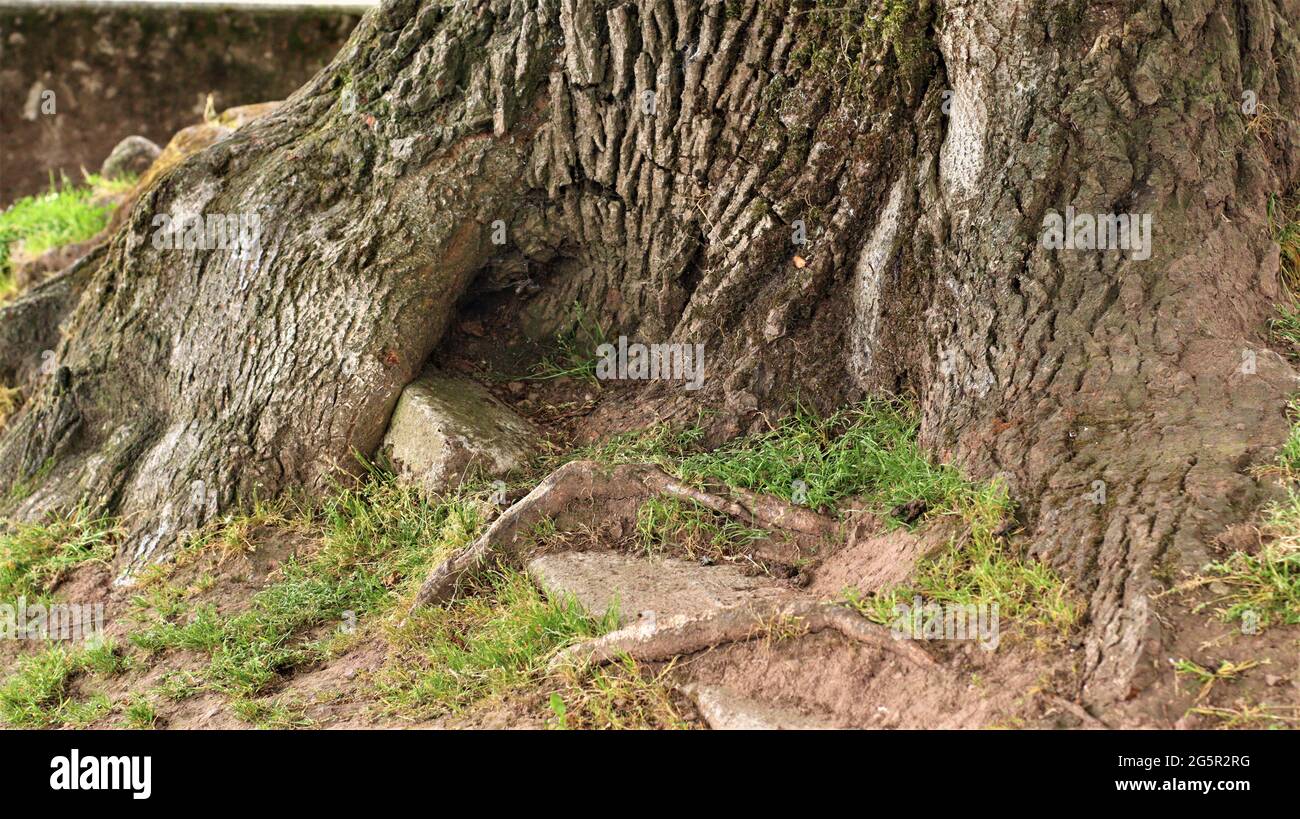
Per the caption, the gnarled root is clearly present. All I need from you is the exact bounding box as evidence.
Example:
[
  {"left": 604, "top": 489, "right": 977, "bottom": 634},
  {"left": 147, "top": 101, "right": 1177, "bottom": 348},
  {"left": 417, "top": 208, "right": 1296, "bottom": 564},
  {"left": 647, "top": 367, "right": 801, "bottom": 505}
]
[
  {"left": 549, "top": 598, "right": 940, "bottom": 671},
  {"left": 409, "top": 459, "right": 840, "bottom": 611}
]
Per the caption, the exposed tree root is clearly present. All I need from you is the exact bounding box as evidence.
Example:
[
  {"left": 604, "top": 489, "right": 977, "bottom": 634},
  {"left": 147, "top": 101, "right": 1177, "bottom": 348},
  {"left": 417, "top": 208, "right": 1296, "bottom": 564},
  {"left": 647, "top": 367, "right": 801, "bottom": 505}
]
[
  {"left": 548, "top": 597, "right": 941, "bottom": 672},
  {"left": 0, "top": 248, "right": 101, "bottom": 387},
  {"left": 409, "top": 460, "right": 840, "bottom": 611},
  {"left": 637, "top": 471, "right": 838, "bottom": 540}
]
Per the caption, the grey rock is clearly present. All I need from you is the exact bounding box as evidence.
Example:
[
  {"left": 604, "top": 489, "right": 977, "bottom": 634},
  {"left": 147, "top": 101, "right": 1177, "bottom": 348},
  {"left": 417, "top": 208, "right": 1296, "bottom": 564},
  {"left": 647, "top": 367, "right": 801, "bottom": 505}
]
[
  {"left": 380, "top": 371, "right": 537, "bottom": 495},
  {"left": 682, "top": 684, "right": 836, "bottom": 730},
  {"left": 100, "top": 135, "right": 161, "bottom": 179},
  {"left": 526, "top": 550, "right": 793, "bottom": 625}
]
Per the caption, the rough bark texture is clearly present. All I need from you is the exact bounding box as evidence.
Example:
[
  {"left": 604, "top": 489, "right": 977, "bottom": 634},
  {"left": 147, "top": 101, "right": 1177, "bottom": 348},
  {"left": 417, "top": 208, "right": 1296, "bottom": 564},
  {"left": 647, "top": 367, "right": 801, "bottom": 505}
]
[
  {"left": 903, "top": 0, "right": 1300, "bottom": 706},
  {"left": 1, "top": 0, "right": 1298, "bottom": 713}
]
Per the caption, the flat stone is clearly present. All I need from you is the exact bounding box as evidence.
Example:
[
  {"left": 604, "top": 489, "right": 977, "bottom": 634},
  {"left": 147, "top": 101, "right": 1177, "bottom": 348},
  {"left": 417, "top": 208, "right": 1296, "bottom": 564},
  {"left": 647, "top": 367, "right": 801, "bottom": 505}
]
[
  {"left": 682, "top": 684, "right": 836, "bottom": 730},
  {"left": 381, "top": 371, "right": 537, "bottom": 495},
  {"left": 526, "top": 550, "right": 793, "bottom": 625}
]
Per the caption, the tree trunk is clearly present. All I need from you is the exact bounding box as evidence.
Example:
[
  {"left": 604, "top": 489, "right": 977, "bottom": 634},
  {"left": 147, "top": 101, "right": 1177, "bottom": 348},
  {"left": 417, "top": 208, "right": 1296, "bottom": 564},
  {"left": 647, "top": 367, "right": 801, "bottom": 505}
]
[{"left": 1, "top": 0, "right": 1297, "bottom": 712}]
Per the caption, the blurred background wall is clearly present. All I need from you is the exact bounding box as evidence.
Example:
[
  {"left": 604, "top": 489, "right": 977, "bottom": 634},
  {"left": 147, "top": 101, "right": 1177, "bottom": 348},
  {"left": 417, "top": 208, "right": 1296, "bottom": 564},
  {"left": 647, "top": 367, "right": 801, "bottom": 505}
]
[{"left": 0, "top": 1, "right": 370, "bottom": 204}]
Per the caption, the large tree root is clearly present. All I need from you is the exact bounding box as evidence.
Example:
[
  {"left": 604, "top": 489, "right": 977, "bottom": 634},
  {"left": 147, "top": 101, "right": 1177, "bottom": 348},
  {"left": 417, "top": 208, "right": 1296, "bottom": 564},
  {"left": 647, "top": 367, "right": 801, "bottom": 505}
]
[
  {"left": 0, "top": 247, "right": 102, "bottom": 387},
  {"left": 409, "top": 460, "right": 840, "bottom": 611},
  {"left": 548, "top": 598, "right": 941, "bottom": 672}
]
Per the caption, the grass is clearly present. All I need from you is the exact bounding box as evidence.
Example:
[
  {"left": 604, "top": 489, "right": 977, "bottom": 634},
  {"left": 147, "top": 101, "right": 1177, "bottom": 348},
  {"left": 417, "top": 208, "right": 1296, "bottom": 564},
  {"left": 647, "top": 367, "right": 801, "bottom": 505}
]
[
  {"left": 6, "top": 457, "right": 54, "bottom": 504},
  {"left": 1276, "top": 398, "right": 1300, "bottom": 478},
  {"left": 1192, "top": 490, "right": 1300, "bottom": 632},
  {"left": 1269, "top": 304, "right": 1300, "bottom": 352},
  {"left": 0, "top": 638, "right": 124, "bottom": 727},
  {"left": 377, "top": 567, "right": 617, "bottom": 717},
  {"left": 155, "top": 670, "right": 203, "bottom": 702},
  {"left": 1201, "top": 256, "right": 1300, "bottom": 632},
  {"left": 583, "top": 400, "right": 1080, "bottom": 640},
  {"left": 122, "top": 473, "right": 617, "bottom": 726},
  {"left": 0, "top": 171, "right": 133, "bottom": 300},
  {"left": 129, "top": 477, "right": 482, "bottom": 698},
  {"left": 1172, "top": 658, "right": 1264, "bottom": 703},
  {"left": 0, "top": 511, "right": 118, "bottom": 604},
  {"left": 547, "top": 657, "right": 693, "bottom": 730},
  {"left": 636, "top": 496, "right": 768, "bottom": 560},
  {"left": 1269, "top": 193, "right": 1300, "bottom": 294},
  {"left": 231, "top": 695, "right": 314, "bottom": 728},
  {"left": 849, "top": 495, "right": 1082, "bottom": 641},
  {"left": 525, "top": 301, "right": 608, "bottom": 383},
  {"left": 582, "top": 399, "right": 990, "bottom": 516},
  {"left": 1, "top": 399, "right": 1078, "bottom": 726},
  {"left": 678, "top": 401, "right": 984, "bottom": 513},
  {"left": 569, "top": 422, "right": 707, "bottom": 469},
  {"left": 0, "top": 511, "right": 126, "bottom": 728},
  {"left": 123, "top": 694, "right": 158, "bottom": 729},
  {"left": 1188, "top": 700, "right": 1300, "bottom": 729}
]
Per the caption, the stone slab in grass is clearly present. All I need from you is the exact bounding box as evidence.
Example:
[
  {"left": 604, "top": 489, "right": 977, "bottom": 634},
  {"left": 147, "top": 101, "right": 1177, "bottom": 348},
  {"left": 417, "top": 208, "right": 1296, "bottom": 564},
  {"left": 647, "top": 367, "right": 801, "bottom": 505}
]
[
  {"left": 526, "top": 550, "right": 794, "bottom": 625},
  {"left": 380, "top": 370, "right": 537, "bottom": 495}
]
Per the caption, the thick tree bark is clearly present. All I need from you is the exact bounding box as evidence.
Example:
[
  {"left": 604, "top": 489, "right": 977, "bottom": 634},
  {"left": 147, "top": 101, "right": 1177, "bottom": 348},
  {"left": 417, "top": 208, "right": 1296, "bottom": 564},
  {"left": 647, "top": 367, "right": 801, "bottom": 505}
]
[{"left": 1, "top": 0, "right": 1297, "bottom": 711}]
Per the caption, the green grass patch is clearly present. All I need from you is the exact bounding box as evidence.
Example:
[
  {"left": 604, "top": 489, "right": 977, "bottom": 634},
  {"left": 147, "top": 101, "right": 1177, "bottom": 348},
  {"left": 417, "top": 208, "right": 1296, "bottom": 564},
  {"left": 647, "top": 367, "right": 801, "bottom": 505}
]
[
  {"left": 129, "top": 477, "right": 483, "bottom": 697},
  {"left": 1235, "top": 201, "right": 1300, "bottom": 633},
  {"left": 1276, "top": 398, "right": 1300, "bottom": 478},
  {"left": 676, "top": 401, "right": 984, "bottom": 513},
  {"left": 377, "top": 568, "right": 617, "bottom": 717},
  {"left": 636, "top": 495, "right": 767, "bottom": 560},
  {"left": 583, "top": 399, "right": 1081, "bottom": 640},
  {"left": 1269, "top": 193, "right": 1300, "bottom": 294},
  {"left": 547, "top": 657, "right": 693, "bottom": 730},
  {"left": 231, "top": 694, "right": 313, "bottom": 728},
  {"left": 122, "top": 694, "right": 158, "bottom": 729},
  {"left": 1195, "top": 490, "right": 1300, "bottom": 633},
  {"left": 1269, "top": 304, "right": 1300, "bottom": 351},
  {"left": 846, "top": 469, "right": 1082, "bottom": 640},
  {"left": 0, "top": 638, "right": 124, "bottom": 727},
  {"left": 0, "top": 172, "right": 133, "bottom": 299},
  {"left": 154, "top": 669, "right": 203, "bottom": 702},
  {"left": 1196, "top": 288, "right": 1300, "bottom": 633},
  {"left": 0, "top": 511, "right": 118, "bottom": 604},
  {"left": 124, "top": 471, "right": 620, "bottom": 722},
  {"left": 581, "top": 399, "right": 988, "bottom": 516}
]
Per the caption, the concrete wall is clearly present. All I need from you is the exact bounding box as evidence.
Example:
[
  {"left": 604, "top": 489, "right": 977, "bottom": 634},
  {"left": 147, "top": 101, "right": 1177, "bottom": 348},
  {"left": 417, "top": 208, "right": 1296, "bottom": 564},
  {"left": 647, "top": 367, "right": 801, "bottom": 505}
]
[{"left": 0, "top": 1, "right": 368, "bottom": 203}]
